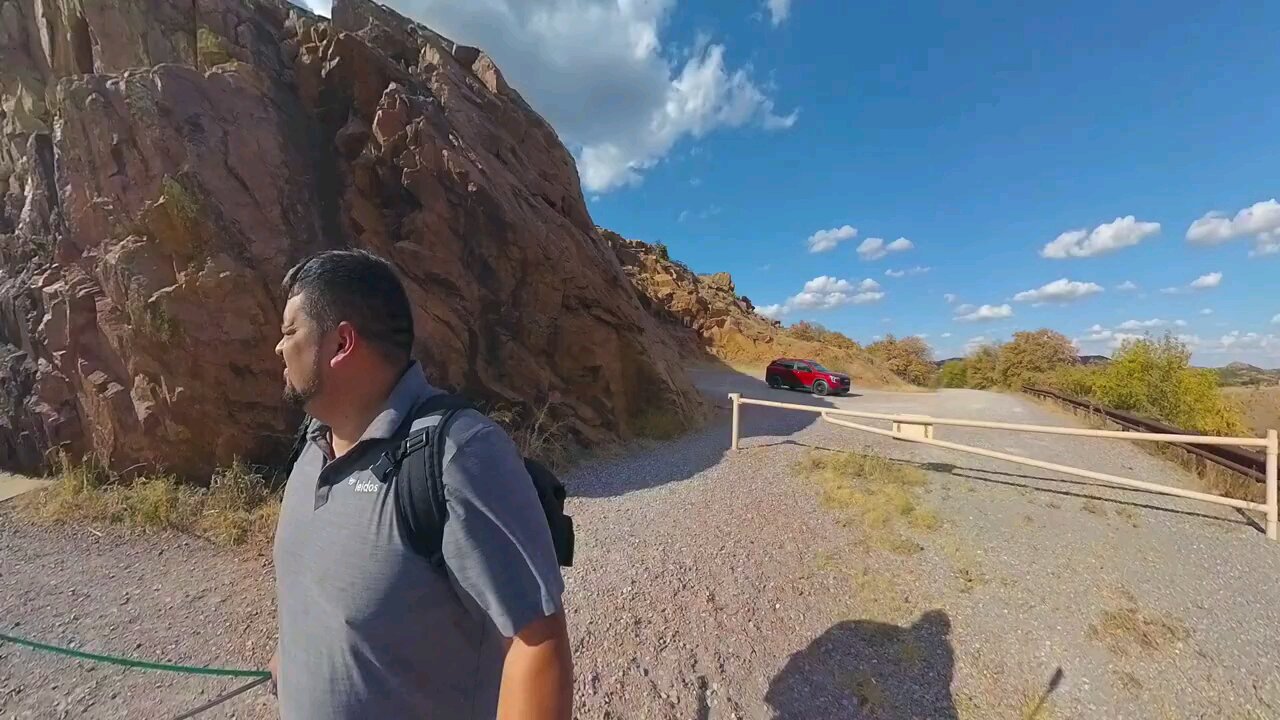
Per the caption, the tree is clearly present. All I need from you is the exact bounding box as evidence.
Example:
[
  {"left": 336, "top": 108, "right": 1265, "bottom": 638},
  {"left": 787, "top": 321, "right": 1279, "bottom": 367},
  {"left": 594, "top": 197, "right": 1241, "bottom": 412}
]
[
  {"left": 965, "top": 344, "right": 1002, "bottom": 389},
  {"left": 938, "top": 360, "right": 969, "bottom": 388},
  {"left": 867, "top": 334, "right": 937, "bottom": 387},
  {"left": 996, "top": 329, "right": 1078, "bottom": 388}
]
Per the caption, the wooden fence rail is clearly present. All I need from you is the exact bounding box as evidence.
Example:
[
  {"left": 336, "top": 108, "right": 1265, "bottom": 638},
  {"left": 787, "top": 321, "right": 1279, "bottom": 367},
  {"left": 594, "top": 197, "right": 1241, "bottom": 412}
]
[{"left": 727, "top": 393, "right": 1280, "bottom": 541}]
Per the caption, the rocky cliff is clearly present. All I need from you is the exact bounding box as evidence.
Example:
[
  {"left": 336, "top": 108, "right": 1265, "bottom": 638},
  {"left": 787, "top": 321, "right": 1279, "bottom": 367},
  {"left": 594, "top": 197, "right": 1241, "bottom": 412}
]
[
  {"left": 606, "top": 230, "right": 908, "bottom": 389},
  {"left": 0, "top": 0, "right": 702, "bottom": 477}
]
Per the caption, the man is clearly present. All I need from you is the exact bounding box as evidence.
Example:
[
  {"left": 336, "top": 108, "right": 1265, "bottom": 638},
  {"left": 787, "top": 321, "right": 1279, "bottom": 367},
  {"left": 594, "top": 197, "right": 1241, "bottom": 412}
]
[{"left": 269, "top": 249, "right": 573, "bottom": 719}]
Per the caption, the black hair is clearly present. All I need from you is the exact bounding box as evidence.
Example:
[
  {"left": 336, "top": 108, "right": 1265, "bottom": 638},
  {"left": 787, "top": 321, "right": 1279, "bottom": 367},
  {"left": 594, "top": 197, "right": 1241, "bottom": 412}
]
[{"left": 281, "top": 249, "right": 414, "bottom": 364}]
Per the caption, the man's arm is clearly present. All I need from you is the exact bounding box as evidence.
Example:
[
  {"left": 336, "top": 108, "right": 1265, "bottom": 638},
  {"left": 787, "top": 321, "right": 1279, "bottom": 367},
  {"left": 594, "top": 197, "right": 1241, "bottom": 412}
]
[
  {"left": 439, "top": 419, "right": 572, "bottom": 718},
  {"left": 497, "top": 610, "right": 574, "bottom": 720}
]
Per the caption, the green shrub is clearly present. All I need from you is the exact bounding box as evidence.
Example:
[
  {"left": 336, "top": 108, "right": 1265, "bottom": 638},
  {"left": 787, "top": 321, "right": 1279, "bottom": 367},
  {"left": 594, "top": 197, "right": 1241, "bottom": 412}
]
[
  {"left": 938, "top": 360, "right": 969, "bottom": 388},
  {"left": 1051, "top": 334, "right": 1246, "bottom": 436},
  {"left": 965, "top": 344, "right": 1002, "bottom": 389}
]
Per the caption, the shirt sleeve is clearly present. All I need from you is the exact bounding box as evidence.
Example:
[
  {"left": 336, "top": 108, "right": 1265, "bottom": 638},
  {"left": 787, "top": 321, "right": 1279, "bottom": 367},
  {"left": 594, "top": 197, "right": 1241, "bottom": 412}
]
[{"left": 439, "top": 419, "right": 566, "bottom": 638}]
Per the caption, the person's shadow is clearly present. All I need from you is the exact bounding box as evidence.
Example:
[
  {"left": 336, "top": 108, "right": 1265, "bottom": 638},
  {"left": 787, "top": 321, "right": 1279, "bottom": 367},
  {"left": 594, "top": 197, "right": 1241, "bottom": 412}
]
[{"left": 764, "top": 611, "right": 957, "bottom": 719}]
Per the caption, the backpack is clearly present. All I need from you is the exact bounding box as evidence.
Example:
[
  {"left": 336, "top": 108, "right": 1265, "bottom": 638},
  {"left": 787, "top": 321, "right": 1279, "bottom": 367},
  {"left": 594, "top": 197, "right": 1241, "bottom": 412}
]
[{"left": 284, "top": 393, "right": 574, "bottom": 571}]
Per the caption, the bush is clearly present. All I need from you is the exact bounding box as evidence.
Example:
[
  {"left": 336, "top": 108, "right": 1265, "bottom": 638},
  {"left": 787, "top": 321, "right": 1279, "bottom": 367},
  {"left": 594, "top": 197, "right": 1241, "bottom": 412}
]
[
  {"left": 1080, "top": 334, "right": 1246, "bottom": 436},
  {"left": 653, "top": 242, "right": 670, "bottom": 261},
  {"left": 867, "top": 334, "right": 937, "bottom": 387},
  {"left": 996, "top": 329, "right": 1077, "bottom": 388},
  {"left": 938, "top": 360, "right": 969, "bottom": 388},
  {"left": 965, "top": 344, "right": 1002, "bottom": 389},
  {"left": 785, "top": 321, "right": 862, "bottom": 352},
  {"left": 25, "top": 454, "right": 281, "bottom": 549}
]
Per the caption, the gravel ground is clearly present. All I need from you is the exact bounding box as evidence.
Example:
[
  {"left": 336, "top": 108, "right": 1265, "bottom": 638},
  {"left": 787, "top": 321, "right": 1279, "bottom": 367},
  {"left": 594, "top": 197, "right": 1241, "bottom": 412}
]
[{"left": 4, "top": 368, "right": 1280, "bottom": 718}]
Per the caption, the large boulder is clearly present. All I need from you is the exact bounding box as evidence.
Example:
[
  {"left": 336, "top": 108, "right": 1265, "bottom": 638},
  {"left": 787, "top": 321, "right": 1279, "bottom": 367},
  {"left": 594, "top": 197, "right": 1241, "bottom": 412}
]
[{"left": 0, "top": 0, "right": 702, "bottom": 478}]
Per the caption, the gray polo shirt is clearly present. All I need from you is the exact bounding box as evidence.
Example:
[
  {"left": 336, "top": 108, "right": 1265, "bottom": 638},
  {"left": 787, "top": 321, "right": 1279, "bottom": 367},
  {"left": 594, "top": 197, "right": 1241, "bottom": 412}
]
[{"left": 272, "top": 361, "right": 565, "bottom": 720}]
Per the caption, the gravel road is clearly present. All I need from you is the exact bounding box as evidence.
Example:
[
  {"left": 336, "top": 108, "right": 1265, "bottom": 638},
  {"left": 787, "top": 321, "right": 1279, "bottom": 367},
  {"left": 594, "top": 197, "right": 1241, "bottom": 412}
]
[{"left": 4, "top": 367, "right": 1280, "bottom": 719}]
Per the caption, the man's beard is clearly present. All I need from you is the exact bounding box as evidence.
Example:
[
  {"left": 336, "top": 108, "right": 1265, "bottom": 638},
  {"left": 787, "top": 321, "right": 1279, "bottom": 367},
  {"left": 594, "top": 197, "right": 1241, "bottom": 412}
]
[{"left": 283, "top": 360, "right": 322, "bottom": 408}]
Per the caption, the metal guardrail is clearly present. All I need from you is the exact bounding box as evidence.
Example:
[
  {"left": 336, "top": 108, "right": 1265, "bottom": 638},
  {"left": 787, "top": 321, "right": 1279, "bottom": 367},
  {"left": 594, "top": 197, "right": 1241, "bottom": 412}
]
[{"left": 1022, "top": 386, "right": 1267, "bottom": 483}]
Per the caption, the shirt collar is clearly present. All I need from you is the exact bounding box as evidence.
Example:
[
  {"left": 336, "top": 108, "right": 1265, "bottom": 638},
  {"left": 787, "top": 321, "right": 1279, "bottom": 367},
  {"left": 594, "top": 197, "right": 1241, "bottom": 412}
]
[{"left": 359, "top": 360, "right": 440, "bottom": 442}]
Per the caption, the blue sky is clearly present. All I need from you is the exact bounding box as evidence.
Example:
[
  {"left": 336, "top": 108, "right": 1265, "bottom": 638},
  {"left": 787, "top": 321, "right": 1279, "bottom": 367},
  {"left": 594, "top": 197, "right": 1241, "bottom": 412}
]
[{"left": 306, "top": 0, "right": 1280, "bottom": 366}]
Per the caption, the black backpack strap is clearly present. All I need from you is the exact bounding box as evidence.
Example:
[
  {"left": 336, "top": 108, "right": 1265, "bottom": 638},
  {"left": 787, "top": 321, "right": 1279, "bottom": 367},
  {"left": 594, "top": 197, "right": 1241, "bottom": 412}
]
[
  {"left": 371, "top": 393, "right": 474, "bottom": 568},
  {"left": 283, "top": 415, "right": 314, "bottom": 476}
]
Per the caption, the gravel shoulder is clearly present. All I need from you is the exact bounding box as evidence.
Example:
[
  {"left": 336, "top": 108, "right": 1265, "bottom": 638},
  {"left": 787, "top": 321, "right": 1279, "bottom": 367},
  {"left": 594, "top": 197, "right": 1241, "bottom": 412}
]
[{"left": 5, "top": 369, "right": 1280, "bottom": 718}]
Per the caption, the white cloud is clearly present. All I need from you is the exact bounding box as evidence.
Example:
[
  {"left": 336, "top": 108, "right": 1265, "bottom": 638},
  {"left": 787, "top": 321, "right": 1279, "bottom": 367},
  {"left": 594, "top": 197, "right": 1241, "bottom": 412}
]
[
  {"left": 677, "top": 210, "right": 690, "bottom": 223},
  {"left": 964, "top": 335, "right": 993, "bottom": 353},
  {"left": 954, "top": 303, "right": 975, "bottom": 315},
  {"left": 1041, "top": 216, "right": 1161, "bottom": 259},
  {"left": 1116, "top": 281, "right": 1138, "bottom": 291},
  {"left": 941, "top": 332, "right": 952, "bottom": 338},
  {"left": 762, "top": 275, "right": 885, "bottom": 317},
  {"left": 1190, "top": 272, "right": 1222, "bottom": 289},
  {"left": 914, "top": 333, "right": 929, "bottom": 339},
  {"left": 757, "top": 303, "right": 785, "bottom": 320},
  {"left": 300, "top": 0, "right": 329, "bottom": 14},
  {"left": 1186, "top": 199, "right": 1280, "bottom": 256},
  {"left": 379, "top": 0, "right": 798, "bottom": 194},
  {"left": 807, "top": 225, "right": 857, "bottom": 253},
  {"left": 857, "top": 236, "right": 913, "bottom": 261},
  {"left": 763, "top": 0, "right": 791, "bottom": 26},
  {"left": 885, "top": 266, "right": 930, "bottom": 278},
  {"left": 885, "top": 269, "right": 905, "bottom": 278},
  {"left": 956, "top": 304, "right": 1013, "bottom": 322},
  {"left": 1075, "top": 326, "right": 1146, "bottom": 350},
  {"left": 943, "top": 293, "right": 958, "bottom": 304},
  {"left": 1012, "top": 278, "right": 1104, "bottom": 304},
  {"left": 1210, "top": 331, "right": 1279, "bottom": 353},
  {"left": 1162, "top": 271, "right": 1223, "bottom": 294},
  {"left": 1271, "top": 313, "right": 1280, "bottom": 325},
  {"left": 1116, "top": 319, "right": 1165, "bottom": 330},
  {"left": 1201, "top": 308, "right": 1214, "bottom": 316}
]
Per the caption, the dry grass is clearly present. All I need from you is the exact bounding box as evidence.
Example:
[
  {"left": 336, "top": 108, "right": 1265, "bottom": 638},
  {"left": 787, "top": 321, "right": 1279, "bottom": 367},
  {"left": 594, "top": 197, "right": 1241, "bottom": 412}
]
[
  {"left": 796, "top": 450, "right": 940, "bottom": 555},
  {"left": 1113, "top": 669, "right": 1143, "bottom": 694},
  {"left": 1018, "top": 690, "right": 1057, "bottom": 720},
  {"left": 936, "top": 536, "right": 989, "bottom": 593},
  {"left": 23, "top": 454, "right": 280, "bottom": 551},
  {"left": 815, "top": 552, "right": 918, "bottom": 624},
  {"left": 487, "top": 401, "right": 575, "bottom": 470},
  {"left": 1112, "top": 505, "right": 1141, "bottom": 528},
  {"left": 1080, "top": 499, "right": 1107, "bottom": 516},
  {"left": 1223, "top": 385, "right": 1280, "bottom": 438},
  {"left": 1087, "top": 605, "right": 1191, "bottom": 658}
]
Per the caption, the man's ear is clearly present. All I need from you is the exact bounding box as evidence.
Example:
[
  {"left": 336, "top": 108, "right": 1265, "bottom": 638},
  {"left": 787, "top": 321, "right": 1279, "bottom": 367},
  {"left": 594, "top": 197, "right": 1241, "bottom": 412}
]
[{"left": 330, "top": 321, "right": 358, "bottom": 368}]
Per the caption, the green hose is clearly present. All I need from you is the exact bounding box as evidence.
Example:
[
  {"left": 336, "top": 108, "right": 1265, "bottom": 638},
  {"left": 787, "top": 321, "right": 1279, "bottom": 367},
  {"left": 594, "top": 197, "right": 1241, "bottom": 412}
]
[{"left": 0, "top": 631, "right": 270, "bottom": 678}]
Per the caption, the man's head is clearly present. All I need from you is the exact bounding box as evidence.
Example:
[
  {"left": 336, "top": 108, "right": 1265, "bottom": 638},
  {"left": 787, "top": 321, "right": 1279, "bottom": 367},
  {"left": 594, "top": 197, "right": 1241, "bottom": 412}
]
[{"left": 275, "top": 249, "right": 415, "bottom": 416}]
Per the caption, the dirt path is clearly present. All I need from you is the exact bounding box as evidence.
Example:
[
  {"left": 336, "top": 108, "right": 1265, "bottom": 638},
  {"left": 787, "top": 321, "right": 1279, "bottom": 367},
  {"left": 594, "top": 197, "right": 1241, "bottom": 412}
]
[{"left": 4, "top": 368, "right": 1280, "bottom": 718}]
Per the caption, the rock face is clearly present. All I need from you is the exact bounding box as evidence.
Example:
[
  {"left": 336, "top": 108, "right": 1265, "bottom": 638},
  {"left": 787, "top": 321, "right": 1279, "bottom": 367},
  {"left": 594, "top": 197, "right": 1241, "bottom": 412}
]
[
  {"left": 605, "top": 230, "right": 908, "bottom": 389},
  {"left": 0, "top": 0, "right": 701, "bottom": 478}
]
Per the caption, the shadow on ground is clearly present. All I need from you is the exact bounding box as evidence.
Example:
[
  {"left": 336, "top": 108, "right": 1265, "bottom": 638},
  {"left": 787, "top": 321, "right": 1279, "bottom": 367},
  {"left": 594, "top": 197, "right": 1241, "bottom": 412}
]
[
  {"left": 567, "top": 357, "right": 838, "bottom": 498},
  {"left": 764, "top": 611, "right": 958, "bottom": 719}
]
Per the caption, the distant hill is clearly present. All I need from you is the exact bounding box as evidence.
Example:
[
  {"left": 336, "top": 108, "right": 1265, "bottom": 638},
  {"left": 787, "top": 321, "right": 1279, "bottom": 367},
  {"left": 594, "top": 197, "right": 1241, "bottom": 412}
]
[{"left": 1212, "top": 362, "right": 1280, "bottom": 387}]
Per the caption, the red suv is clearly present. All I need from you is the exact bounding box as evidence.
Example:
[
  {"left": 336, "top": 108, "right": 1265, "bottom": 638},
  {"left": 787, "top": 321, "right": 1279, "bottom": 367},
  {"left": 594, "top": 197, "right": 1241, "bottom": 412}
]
[{"left": 765, "top": 358, "right": 852, "bottom": 396}]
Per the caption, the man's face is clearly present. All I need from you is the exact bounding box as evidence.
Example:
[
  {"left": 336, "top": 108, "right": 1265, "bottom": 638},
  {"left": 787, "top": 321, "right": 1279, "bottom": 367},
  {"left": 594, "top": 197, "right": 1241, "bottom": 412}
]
[{"left": 276, "top": 294, "right": 325, "bottom": 408}]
